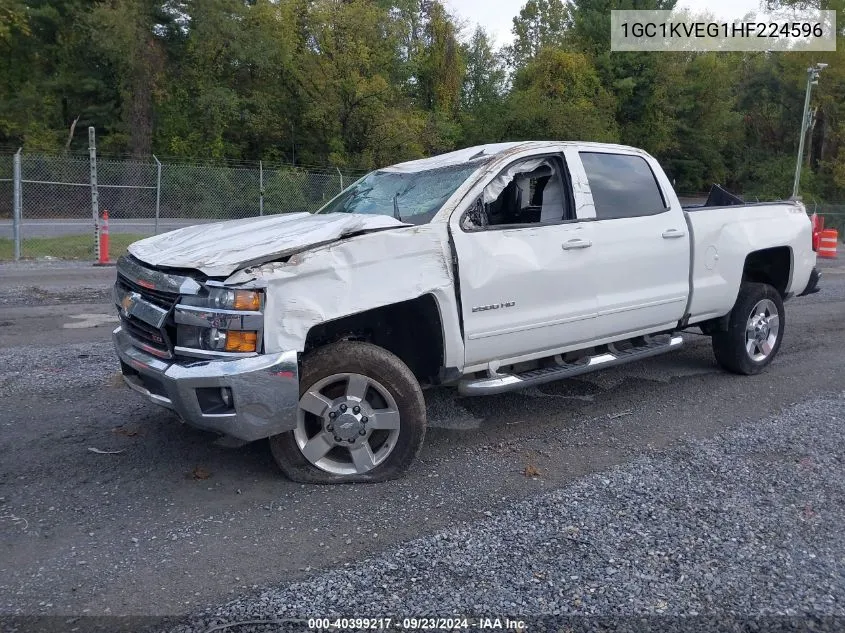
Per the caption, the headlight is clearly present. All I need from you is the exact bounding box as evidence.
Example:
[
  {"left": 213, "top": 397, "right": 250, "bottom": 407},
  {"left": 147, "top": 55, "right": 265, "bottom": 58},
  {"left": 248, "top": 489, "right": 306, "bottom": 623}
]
[
  {"left": 178, "top": 325, "right": 260, "bottom": 354},
  {"left": 181, "top": 287, "right": 262, "bottom": 311},
  {"left": 208, "top": 288, "right": 261, "bottom": 311},
  {"left": 175, "top": 286, "right": 263, "bottom": 356},
  {"left": 202, "top": 328, "right": 228, "bottom": 351}
]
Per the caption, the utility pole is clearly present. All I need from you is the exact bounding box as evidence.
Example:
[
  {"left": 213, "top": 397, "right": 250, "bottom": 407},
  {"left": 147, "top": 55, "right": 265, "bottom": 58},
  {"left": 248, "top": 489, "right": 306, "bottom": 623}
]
[
  {"left": 792, "top": 63, "right": 828, "bottom": 199},
  {"left": 12, "top": 148, "right": 22, "bottom": 261},
  {"left": 89, "top": 127, "right": 101, "bottom": 262},
  {"left": 154, "top": 155, "right": 162, "bottom": 234}
]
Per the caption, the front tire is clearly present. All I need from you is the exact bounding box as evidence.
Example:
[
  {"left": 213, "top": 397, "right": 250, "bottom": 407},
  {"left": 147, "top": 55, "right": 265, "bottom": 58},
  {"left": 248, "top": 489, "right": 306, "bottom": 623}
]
[
  {"left": 269, "top": 341, "right": 426, "bottom": 483},
  {"left": 712, "top": 282, "right": 785, "bottom": 375}
]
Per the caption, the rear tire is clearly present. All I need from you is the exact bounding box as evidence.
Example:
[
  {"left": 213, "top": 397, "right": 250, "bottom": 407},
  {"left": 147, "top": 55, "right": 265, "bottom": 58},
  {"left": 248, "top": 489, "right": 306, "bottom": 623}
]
[
  {"left": 269, "top": 341, "right": 426, "bottom": 484},
  {"left": 712, "top": 282, "right": 785, "bottom": 375}
]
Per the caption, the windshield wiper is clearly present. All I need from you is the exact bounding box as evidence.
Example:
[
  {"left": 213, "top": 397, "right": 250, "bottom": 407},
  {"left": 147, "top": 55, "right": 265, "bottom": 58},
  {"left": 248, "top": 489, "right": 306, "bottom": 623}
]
[
  {"left": 392, "top": 193, "right": 402, "bottom": 222},
  {"left": 392, "top": 182, "right": 420, "bottom": 222},
  {"left": 341, "top": 185, "right": 374, "bottom": 213}
]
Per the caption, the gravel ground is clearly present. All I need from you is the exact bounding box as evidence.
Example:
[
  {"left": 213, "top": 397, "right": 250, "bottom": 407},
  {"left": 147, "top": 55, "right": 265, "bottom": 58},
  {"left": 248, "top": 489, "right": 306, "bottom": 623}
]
[
  {"left": 167, "top": 393, "right": 845, "bottom": 632},
  {"left": 2, "top": 259, "right": 844, "bottom": 627},
  {"left": 0, "top": 341, "right": 120, "bottom": 399},
  {"left": 0, "top": 261, "right": 114, "bottom": 306},
  {"left": 0, "top": 286, "right": 111, "bottom": 306}
]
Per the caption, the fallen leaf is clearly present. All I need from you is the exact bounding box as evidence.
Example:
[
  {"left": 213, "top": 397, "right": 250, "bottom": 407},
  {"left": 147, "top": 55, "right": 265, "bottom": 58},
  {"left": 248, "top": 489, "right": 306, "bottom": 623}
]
[
  {"left": 524, "top": 464, "right": 541, "bottom": 478},
  {"left": 87, "top": 447, "right": 125, "bottom": 455},
  {"left": 192, "top": 467, "right": 211, "bottom": 480},
  {"left": 112, "top": 426, "right": 140, "bottom": 438}
]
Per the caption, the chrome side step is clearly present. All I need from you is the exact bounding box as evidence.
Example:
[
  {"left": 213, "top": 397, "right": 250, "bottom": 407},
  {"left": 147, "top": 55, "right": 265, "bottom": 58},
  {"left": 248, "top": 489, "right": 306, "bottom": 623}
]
[{"left": 458, "top": 334, "right": 684, "bottom": 396}]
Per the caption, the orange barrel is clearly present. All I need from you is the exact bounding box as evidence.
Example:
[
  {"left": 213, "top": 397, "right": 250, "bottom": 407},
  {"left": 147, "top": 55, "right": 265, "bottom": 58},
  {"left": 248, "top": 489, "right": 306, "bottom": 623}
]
[{"left": 818, "top": 228, "right": 839, "bottom": 259}]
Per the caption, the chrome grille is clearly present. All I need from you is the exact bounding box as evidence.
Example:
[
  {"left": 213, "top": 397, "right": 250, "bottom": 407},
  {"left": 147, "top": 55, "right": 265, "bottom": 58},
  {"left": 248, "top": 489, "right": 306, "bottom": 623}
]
[
  {"left": 121, "top": 314, "right": 170, "bottom": 355},
  {"left": 117, "top": 273, "right": 179, "bottom": 309},
  {"left": 115, "top": 256, "right": 197, "bottom": 359}
]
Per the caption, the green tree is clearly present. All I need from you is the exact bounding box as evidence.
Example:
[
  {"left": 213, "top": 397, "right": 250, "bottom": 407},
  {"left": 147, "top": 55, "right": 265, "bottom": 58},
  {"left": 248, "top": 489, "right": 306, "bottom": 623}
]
[
  {"left": 509, "top": 0, "right": 571, "bottom": 68},
  {"left": 1, "top": 0, "right": 843, "bottom": 205},
  {"left": 458, "top": 26, "right": 508, "bottom": 145},
  {"left": 292, "top": 0, "right": 424, "bottom": 167},
  {"left": 0, "top": 1, "right": 29, "bottom": 44},
  {"left": 503, "top": 48, "right": 618, "bottom": 142},
  {"left": 566, "top": 0, "right": 679, "bottom": 156},
  {"left": 660, "top": 53, "right": 742, "bottom": 192},
  {"left": 0, "top": 0, "right": 101, "bottom": 149},
  {"left": 417, "top": 1, "right": 464, "bottom": 115},
  {"left": 462, "top": 26, "right": 506, "bottom": 110},
  {"left": 156, "top": 0, "right": 302, "bottom": 160},
  {"left": 87, "top": 0, "right": 178, "bottom": 155}
]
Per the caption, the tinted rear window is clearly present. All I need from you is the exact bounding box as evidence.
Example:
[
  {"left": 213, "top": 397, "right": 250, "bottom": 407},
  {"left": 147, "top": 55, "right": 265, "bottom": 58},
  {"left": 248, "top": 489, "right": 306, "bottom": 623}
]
[{"left": 580, "top": 152, "right": 666, "bottom": 220}]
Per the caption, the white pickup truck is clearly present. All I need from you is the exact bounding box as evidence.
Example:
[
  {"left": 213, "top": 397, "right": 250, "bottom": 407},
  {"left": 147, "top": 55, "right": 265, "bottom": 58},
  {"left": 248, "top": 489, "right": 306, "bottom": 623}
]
[{"left": 113, "top": 141, "right": 820, "bottom": 483}]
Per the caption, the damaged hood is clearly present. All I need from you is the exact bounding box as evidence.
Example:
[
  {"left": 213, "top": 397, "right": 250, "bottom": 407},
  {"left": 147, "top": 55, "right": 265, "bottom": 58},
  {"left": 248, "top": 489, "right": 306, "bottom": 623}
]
[{"left": 127, "top": 212, "right": 409, "bottom": 277}]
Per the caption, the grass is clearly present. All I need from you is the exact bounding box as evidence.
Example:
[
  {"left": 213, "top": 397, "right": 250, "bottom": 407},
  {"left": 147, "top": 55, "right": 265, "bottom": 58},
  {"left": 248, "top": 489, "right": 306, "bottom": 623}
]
[{"left": 0, "top": 234, "right": 149, "bottom": 261}]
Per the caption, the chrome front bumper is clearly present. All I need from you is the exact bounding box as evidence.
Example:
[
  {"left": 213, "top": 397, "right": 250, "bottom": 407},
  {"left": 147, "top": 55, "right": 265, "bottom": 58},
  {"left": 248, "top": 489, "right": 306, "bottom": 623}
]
[{"left": 114, "top": 326, "right": 300, "bottom": 442}]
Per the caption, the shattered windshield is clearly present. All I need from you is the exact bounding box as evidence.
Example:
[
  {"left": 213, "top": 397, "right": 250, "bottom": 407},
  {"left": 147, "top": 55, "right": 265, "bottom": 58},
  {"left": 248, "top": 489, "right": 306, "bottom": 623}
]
[{"left": 317, "top": 162, "right": 484, "bottom": 225}]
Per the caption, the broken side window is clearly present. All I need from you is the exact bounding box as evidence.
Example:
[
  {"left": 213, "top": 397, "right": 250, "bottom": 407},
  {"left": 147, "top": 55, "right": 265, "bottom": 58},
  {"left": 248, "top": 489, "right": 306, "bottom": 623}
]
[{"left": 463, "top": 156, "right": 572, "bottom": 230}]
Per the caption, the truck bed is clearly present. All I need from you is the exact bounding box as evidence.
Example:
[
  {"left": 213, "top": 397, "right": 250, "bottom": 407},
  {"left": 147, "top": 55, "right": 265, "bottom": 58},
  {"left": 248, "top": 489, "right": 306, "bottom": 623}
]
[{"left": 685, "top": 200, "right": 814, "bottom": 324}]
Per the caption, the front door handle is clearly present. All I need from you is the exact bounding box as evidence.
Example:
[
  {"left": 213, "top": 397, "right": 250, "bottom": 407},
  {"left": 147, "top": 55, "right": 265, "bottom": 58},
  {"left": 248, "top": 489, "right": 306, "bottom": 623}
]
[
  {"left": 562, "top": 239, "right": 593, "bottom": 250},
  {"left": 662, "top": 229, "right": 686, "bottom": 239}
]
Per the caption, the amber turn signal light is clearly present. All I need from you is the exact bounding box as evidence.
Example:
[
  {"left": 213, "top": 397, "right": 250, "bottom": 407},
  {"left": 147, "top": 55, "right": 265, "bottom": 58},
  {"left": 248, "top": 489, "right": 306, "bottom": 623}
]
[
  {"left": 225, "top": 330, "right": 258, "bottom": 352},
  {"left": 233, "top": 290, "right": 261, "bottom": 311}
]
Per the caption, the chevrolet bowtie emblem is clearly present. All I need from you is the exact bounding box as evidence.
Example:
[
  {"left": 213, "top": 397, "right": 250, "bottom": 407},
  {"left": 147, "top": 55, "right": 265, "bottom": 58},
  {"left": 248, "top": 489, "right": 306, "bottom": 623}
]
[{"left": 121, "top": 294, "right": 134, "bottom": 317}]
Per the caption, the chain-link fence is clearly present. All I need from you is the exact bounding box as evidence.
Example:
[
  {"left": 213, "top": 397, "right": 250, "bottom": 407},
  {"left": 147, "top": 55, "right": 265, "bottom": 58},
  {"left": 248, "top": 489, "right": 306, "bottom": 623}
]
[
  {"left": 1, "top": 151, "right": 842, "bottom": 262},
  {"left": 0, "top": 142, "right": 366, "bottom": 261},
  {"left": 0, "top": 154, "right": 13, "bottom": 255},
  {"left": 806, "top": 201, "right": 845, "bottom": 235}
]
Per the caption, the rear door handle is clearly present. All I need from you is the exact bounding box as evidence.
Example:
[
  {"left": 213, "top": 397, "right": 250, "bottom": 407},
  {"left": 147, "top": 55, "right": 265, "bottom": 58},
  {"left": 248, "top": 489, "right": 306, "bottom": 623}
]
[
  {"left": 562, "top": 239, "right": 592, "bottom": 250},
  {"left": 662, "top": 229, "right": 686, "bottom": 239}
]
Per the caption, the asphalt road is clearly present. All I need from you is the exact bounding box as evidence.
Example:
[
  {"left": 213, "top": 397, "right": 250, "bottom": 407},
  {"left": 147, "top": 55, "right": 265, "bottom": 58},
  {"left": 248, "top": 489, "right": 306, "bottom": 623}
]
[
  {"left": 0, "top": 259, "right": 843, "bottom": 619},
  {"left": 0, "top": 219, "right": 215, "bottom": 239}
]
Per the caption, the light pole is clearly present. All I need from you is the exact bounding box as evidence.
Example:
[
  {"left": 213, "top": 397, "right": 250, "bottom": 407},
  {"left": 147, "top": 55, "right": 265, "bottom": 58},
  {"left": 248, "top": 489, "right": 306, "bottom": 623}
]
[{"left": 792, "top": 63, "right": 828, "bottom": 199}]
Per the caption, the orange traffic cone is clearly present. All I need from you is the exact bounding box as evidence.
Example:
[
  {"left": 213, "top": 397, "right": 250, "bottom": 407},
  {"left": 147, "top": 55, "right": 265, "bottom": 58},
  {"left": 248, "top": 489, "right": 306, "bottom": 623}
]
[{"left": 94, "top": 209, "right": 116, "bottom": 266}]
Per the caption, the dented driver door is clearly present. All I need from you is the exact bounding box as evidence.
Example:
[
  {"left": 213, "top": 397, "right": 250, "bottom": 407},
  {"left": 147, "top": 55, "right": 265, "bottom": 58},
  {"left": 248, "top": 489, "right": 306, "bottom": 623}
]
[{"left": 449, "top": 150, "right": 599, "bottom": 368}]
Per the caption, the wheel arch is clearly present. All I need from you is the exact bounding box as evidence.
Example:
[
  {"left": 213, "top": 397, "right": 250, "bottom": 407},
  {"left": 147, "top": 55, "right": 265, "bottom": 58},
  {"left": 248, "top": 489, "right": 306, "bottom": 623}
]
[
  {"left": 698, "top": 247, "right": 792, "bottom": 335},
  {"left": 303, "top": 294, "right": 447, "bottom": 384},
  {"left": 742, "top": 246, "right": 793, "bottom": 298}
]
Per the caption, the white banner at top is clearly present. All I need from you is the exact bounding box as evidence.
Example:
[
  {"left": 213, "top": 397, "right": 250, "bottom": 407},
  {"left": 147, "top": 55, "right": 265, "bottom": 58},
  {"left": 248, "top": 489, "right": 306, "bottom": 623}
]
[{"left": 611, "top": 9, "right": 837, "bottom": 52}]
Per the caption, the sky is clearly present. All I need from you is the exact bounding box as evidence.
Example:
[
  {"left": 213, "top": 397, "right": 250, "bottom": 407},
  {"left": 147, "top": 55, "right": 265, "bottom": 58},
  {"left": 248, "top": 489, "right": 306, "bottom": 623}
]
[{"left": 445, "top": 0, "right": 765, "bottom": 46}]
